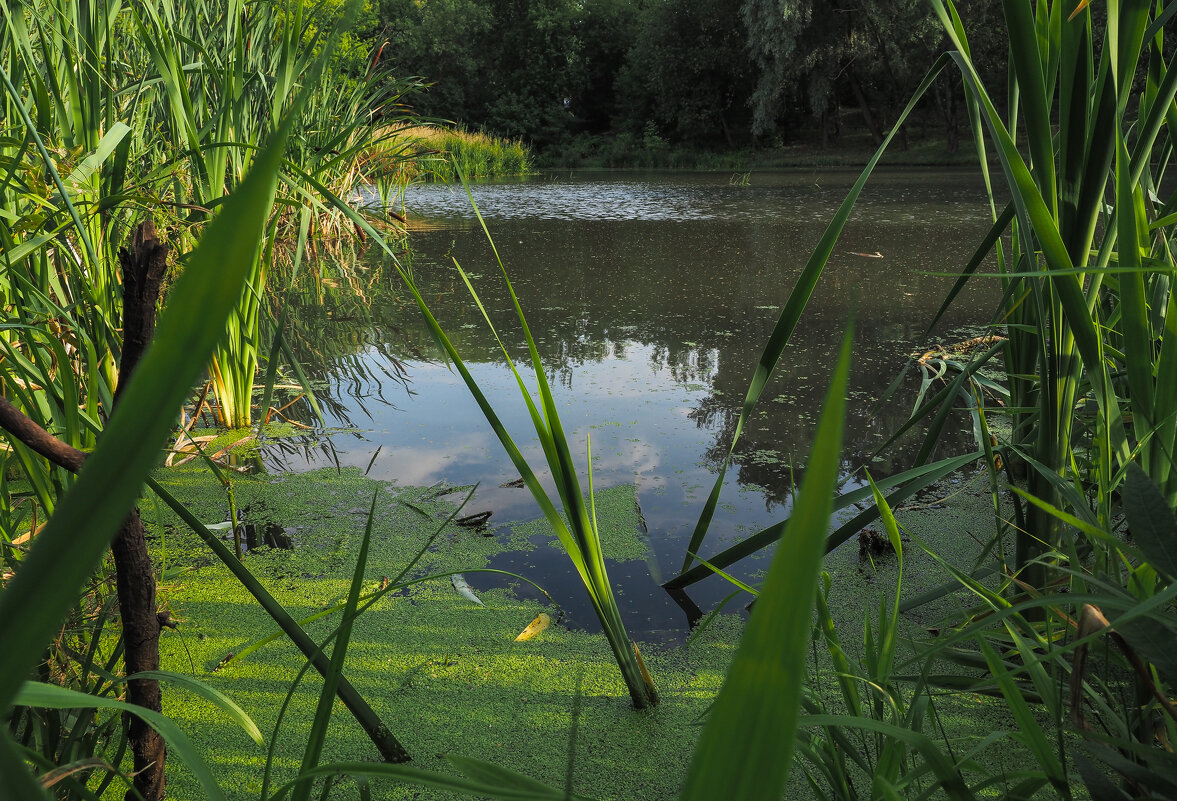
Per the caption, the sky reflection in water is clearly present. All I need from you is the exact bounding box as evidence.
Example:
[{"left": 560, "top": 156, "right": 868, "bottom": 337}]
[{"left": 263, "top": 169, "right": 1001, "bottom": 641}]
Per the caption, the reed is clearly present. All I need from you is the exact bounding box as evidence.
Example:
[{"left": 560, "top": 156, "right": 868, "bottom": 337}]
[
  {"left": 423, "top": 183, "right": 659, "bottom": 709},
  {"left": 889, "top": 3, "right": 1177, "bottom": 797},
  {"left": 912, "top": 0, "right": 1177, "bottom": 586},
  {"left": 0, "top": 51, "right": 296, "bottom": 790},
  {"left": 374, "top": 124, "right": 535, "bottom": 182},
  {"left": 0, "top": 1, "right": 420, "bottom": 790},
  {"left": 1, "top": 0, "right": 419, "bottom": 430}
]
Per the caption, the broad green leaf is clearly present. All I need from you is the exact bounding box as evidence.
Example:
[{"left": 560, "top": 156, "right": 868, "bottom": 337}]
[
  {"left": 0, "top": 86, "right": 288, "bottom": 712},
  {"left": 680, "top": 325, "right": 852, "bottom": 801},
  {"left": 126, "top": 670, "right": 263, "bottom": 745},
  {"left": 1122, "top": 462, "right": 1177, "bottom": 578},
  {"left": 63, "top": 122, "right": 131, "bottom": 187}
]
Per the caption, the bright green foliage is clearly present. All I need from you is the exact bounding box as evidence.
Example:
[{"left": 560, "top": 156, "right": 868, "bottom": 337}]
[
  {"left": 440, "top": 195, "right": 662, "bottom": 709},
  {"left": 0, "top": 51, "right": 296, "bottom": 782},
  {"left": 921, "top": 0, "right": 1177, "bottom": 579},
  {"left": 0, "top": 0, "right": 420, "bottom": 431}
]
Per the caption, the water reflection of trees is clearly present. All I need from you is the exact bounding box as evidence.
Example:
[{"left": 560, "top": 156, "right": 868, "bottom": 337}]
[
  {"left": 278, "top": 201, "right": 995, "bottom": 497},
  {"left": 267, "top": 252, "right": 423, "bottom": 426}
]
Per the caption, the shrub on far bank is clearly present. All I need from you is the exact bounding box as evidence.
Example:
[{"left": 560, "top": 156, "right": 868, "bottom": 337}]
[{"left": 374, "top": 124, "right": 535, "bottom": 181}]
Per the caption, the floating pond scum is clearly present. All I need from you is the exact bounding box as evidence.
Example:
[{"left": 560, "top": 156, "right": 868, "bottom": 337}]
[
  {"left": 145, "top": 460, "right": 1017, "bottom": 799},
  {"left": 147, "top": 465, "right": 737, "bottom": 799}
]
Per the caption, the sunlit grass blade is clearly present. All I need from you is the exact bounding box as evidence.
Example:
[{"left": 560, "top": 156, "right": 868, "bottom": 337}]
[
  {"left": 124, "top": 669, "right": 263, "bottom": 746},
  {"left": 291, "top": 491, "right": 377, "bottom": 801},
  {"left": 666, "top": 449, "right": 980, "bottom": 589},
  {"left": 316, "top": 163, "right": 659, "bottom": 708},
  {"left": 679, "top": 324, "right": 852, "bottom": 801}
]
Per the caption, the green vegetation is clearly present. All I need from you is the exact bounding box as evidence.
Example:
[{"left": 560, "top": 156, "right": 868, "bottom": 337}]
[
  {"left": 144, "top": 465, "right": 731, "bottom": 800},
  {"left": 383, "top": 126, "right": 534, "bottom": 181},
  {"left": 3, "top": 2, "right": 1177, "bottom": 801},
  {"left": 370, "top": 0, "right": 1015, "bottom": 159}
]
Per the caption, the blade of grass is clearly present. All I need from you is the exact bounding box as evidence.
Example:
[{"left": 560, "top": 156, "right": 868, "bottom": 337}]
[
  {"left": 291, "top": 491, "right": 377, "bottom": 801},
  {"left": 679, "top": 324, "right": 853, "bottom": 801},
  {"left": 0, "top": 75, "right": 288, "bottom": 714},
  {"left": 14, "top": 681, "right": 227, "bottom": 801},
  {"left": 666, "top": 449, "right": 981, "bottom": 589},
  {"left": 124, "top": 669, "right": 263, "bottom": 746}
]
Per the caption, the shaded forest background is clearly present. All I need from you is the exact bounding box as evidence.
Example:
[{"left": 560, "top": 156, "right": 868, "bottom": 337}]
[{"left": 331, "top": 0, "right": 1017, "bottom": 163}]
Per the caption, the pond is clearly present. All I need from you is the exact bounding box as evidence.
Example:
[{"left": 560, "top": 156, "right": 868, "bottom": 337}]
[{"left": 262, "top": 169, "right": 1001, "bottom": 642}]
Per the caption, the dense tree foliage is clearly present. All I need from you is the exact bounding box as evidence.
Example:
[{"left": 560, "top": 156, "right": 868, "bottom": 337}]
[
  {"left": 613, "top": 0, "right": 755, "bottom": 147},
  {"left": 743, "top": 0, "right": 943, "bottom": 145},
  {"left": 370, "top": 0, "right": 1009, "bottom": 153},
  {"left": 377, "top": 0, "right": 582, "bottom": 141}
]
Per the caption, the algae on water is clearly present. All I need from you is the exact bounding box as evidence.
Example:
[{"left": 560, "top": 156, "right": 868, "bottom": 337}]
[
  {"left": 147, "top": 459, "right": 1028, "bottom": 800},
  {"left": 508, "top": 483, "right": 652, "bottom": 563},
  {"left": 149, "top": 466, "right": 732, "bottom": 800}
]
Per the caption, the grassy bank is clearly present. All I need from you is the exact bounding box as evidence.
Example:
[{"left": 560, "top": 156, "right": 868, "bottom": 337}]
[{"left": 372, "top": 125, "right": 535, "bottom": 182}]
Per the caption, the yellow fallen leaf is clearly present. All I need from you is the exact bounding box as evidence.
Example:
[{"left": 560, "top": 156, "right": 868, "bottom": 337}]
[{"left": 514, "top": 613, "right": 551, "bottom": 642}]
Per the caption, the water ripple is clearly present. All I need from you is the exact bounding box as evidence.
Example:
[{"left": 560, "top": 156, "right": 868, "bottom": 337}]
[{"left": 397, "top": 171, "right": 993, "bottom": 225}]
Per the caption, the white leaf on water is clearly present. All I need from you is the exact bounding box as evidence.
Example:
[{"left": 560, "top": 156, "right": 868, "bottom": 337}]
[{"left": 451, "top": 574, "right": 483, "bottom": 606}]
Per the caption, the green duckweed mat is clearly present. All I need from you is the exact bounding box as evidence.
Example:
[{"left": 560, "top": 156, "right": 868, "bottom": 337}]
[
  {"left": 143, "top": 461, "right": 1036, "bottom": 800},
  {"left": 148, "top": 465, "right": 737, "bottom": 800}
]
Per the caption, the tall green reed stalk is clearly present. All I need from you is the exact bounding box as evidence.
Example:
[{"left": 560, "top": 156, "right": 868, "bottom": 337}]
[
  {"left": 294, "top": 168, "right": 663, "bottom": 707},
  {"left": 664, "top": 54, "right": 992, "bottom": 592},
  {"left": 0, "top": 58, "right": 292, "bottom": 795},
  {"left": 432, "top": 185, "right": 660, "bottom": 708},
  {"left": 2, "top": 0, "right": 420, "bottom": 431},
  {"left": 922, "top": 0, "right": 1176, "bottom": 589}
]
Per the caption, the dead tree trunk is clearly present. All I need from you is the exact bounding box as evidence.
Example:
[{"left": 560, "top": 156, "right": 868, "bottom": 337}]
[{"left": 111, "top": 221, "right": 170, "bottom": 801}]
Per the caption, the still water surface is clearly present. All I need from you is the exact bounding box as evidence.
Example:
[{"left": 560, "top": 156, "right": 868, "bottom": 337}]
[{"left": 266, "top": 169, "right": 1001, "bottom": 641}]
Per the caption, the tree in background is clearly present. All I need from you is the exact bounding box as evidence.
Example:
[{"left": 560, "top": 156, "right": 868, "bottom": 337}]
[
  {"left": 614, "top": 0, "right": 755, "bottom": 148},
  {"left": 377, "top": 0, "right": 581, "bottom": 147},
  {"left": 742, "top": 0, "right": 945, "bottom": 148},
  {"left": 570, "top": 0, "right": 641, "bottom": 135},
  {"left": 372, "top": 0, "right": 1011, "bottom": 155}
]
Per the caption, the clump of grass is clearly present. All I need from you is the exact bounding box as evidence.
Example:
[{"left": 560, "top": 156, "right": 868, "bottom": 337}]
[{"left": 374, "top": 124, "right": 534, "bottom": 181}]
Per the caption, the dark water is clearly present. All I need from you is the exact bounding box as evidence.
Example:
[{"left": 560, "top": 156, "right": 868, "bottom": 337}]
[{"left": 265, "top": 169, "right": 1001, "bottom": 641}]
